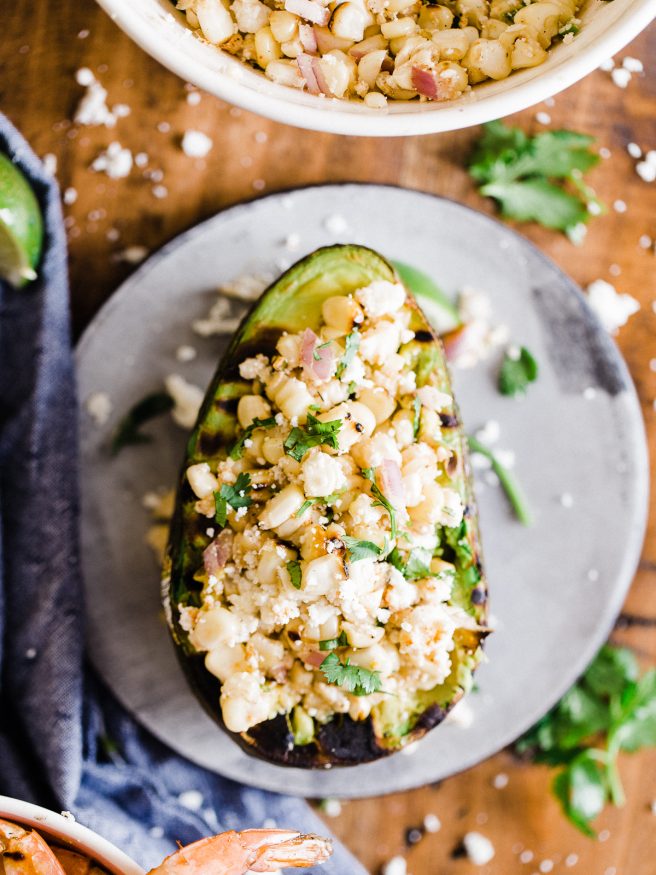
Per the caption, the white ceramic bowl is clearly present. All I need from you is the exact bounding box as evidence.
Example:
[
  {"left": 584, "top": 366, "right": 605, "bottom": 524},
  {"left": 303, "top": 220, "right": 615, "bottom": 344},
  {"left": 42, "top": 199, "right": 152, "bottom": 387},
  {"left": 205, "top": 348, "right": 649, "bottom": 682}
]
[
  {"left": 0, "top": 796, "right": 144, "bottom": 875},
  {"left": 96, "top": 0, "right": 656, "bottom": 135}
]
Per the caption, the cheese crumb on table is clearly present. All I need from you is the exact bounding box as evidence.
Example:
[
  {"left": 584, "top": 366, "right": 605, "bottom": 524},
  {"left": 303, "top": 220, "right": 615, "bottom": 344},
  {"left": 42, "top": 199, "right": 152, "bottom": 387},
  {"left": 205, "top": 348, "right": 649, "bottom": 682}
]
[
  {"left": 423, "top": 813, "right": 441, "bottom": 833},
  {"left": 165, "top": 374, "right": 203, "bottom": 428},
  {"left": 177, "top": 790, "right": 204, "bottom": 811},
  {"left": 586, "top": 279, "right": 640, "bottom": 334},
  {"left": 381, "top": 856, "right": 407, "bottom": 875},
  {"left": 91, "top": 142, "right": 133, "bottom": 179},
  {"left": 181, "top": 130, "right": 213, "bottom": 157},
  {"left": 463, "top": 832, "right": 495, "bottom": 866}
]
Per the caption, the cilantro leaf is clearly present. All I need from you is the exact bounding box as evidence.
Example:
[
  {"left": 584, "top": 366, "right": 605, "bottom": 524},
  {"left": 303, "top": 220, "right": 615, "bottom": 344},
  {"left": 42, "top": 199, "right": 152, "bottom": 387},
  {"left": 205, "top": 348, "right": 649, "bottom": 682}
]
[
  {"left": 320, "top": 652, "right": 383, "bottom": 696},
  {"left": 286, "top": 559, "right": 302, "bottom": 590},
  {"left": 388, "top": 546, "right": 433, "bottom": 579},
  {"left": 111, "top": 391, "right": 174, "bottom": 455},
  {"left": 552, "top": 753, "right": 607, "bottom": 838},
  {"left": 612, "top": 670, "right": 656, "bottom": 753},
  {"left": 214, "top": 472, "right": 252, "bottom": 527},
  {"left": 480, "top": 179, "right": 589, "bottom": 232},
  {"left": 336, "top": 330, "right": 360, "bottom": 378},
  {"left": 284, "top": 413, "right": 342, "bottom": 461},
  {"left": 469, "top": 121, "right": 603, "bottom": 238},
  {"left": 229, "top": 416, "right": 277, "bottom": 460},
  {"left": 498, "top": 346, "right": 539, "bottom": 396},
  {"left": 362, "top": 467, "right": 397, "bottom": 541},
  {"left": 319, "top": 631, "right": 349, "bottom": 651},
  {"left": 341, "top": 535, "right": 383, "bottom": 562}
]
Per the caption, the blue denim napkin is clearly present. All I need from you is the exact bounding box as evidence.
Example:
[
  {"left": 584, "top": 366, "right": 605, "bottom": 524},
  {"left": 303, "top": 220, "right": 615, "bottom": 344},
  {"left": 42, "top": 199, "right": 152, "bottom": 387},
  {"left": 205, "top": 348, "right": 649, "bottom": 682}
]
[{"left": 0, "top": 113, "right": 366, "bottom": 875}]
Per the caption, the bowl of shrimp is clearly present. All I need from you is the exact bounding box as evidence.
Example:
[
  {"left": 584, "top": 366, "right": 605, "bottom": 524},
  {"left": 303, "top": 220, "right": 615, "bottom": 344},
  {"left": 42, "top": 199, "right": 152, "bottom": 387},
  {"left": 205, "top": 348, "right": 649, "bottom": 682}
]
[
  {"left": 0, "top": 795, "right": 332, "bottom": 875},
  {"left": 94, "top": 0, "right": 655, "bottom": 135}
]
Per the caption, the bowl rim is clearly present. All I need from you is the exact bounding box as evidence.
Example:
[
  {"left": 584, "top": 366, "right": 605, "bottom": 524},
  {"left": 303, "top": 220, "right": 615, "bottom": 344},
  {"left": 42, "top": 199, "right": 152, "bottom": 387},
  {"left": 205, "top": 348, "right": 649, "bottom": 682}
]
[
  {"left": 95, "top": 0, "right": 656, "bottom": 136},
  {"left": 0, "top": 795, "right": 145, "bottom": 875}
]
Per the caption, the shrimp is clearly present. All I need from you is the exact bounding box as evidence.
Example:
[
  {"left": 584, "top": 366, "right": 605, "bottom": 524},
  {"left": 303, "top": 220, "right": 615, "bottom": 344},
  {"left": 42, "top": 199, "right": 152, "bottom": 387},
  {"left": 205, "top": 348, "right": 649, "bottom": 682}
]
[
  {"left": 147, "top": 829, "right": 333, "bottom": 875},
  {"left": 50, "top": 847, "right": 105, "bottom": 875},
  {"left": 0, "top": 819, "right": 66, "bottom": 875}
]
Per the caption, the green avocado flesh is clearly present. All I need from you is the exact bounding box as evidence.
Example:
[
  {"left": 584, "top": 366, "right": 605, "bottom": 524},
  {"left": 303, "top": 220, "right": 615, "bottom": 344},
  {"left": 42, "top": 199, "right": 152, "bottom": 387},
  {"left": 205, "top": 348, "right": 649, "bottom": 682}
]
[{"left": 165, "top": 244, "right": 488, "bottom": 768}]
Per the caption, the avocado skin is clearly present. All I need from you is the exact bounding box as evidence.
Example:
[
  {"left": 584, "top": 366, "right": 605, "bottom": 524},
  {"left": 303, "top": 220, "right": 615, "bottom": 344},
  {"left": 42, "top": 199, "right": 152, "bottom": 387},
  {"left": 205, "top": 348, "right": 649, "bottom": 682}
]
[{"left": 165, "top": 244, "right": 488, "bottom": 769}]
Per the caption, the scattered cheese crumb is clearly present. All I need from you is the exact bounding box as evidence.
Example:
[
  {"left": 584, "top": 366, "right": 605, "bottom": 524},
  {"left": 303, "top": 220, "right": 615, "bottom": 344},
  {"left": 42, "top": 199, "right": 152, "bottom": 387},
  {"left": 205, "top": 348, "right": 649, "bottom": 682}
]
[
  {"left": 536, "top": 111, "right": 551, "bottom": 125},
  {"left": 560, "top": 492, "right": 574, "bottom": 508},
  {"left": 598, "top": 829, "right": 611, "bottom": 842},
  {"left": 192, "top": 295, "right": 244, "bottom": 337},
  {"left": 178, "top": 790, "right": 203, "bottom": 811},
  {"left": 609, "top": 263, "right": 622, "bottom": 277},
  {"left": 463, "top": 832, "right": 495, "bottom": 866},
  {"left": 599, "top": 147, "right": 611, "bottom": 160},
  {"left": 587, "top": 568, "right": 600, "bottom": 582},
  {"left": 611, "top": 68, "right": 632, "bottom": 88},
  {"left": 381, "top": 856, "right": 407, "bottom": 875},
  {"left": 475, "top": 420, "right": 500, "bottom": 446},
  {"left": 152, "top": 184, "right": 169, "bottom": 199},
  {"left": 324, "top": 213, "right": 349, "bottom": 235},
  {"left": 60, "top": 811, "right": 76, "bottom": 822},
  {"left": 320, "top": 798, "right": 342, "bottom": 817},
  {"left": 613, "top": 199, "right": 627, "bottom": 213},
  {"left": 492, "top": 772, "right": 509, "bottom": 789},
  {"left": 135, "top": 152, "right": 149, "bottom": 168},
  {"left": 622, "top": 56, "right": 643, "bottom": 72},
  {"left": 598, "top": 58, "right": 614, "bottom": 71},
  {"left": 149, "top": 826, "right": 165, "bottom": 839},
  {"left": 636, "top": 160, "right": 656, "bottom": 183},
  {"left": 540, "top": 861, "right": 554, "bottom": 873},
  {"left": 583, "top": 387, "right": 597, "bottom": 400},
  {"left": 91, "top": 142, "right": 133, "bottom": 179},
  {"left": 423, "top": 814, "right": 441, "bottom": 833},
  {"left": 181, "top": 130, "right": 213, "bottom": 158},
  {"left": 165, "top": 374, "right": 203, "bottom": 429},
  {"left": 74, "top": 69, "right": 129, "bottom": 127},
  {"left": 639, "top": 235, "right": 653, "bottom": 249},
  {"left": 627, "top": 142, "right": 642, "bottom": 158},
  {"left": 565, "top": 853, "right": 579, "bottom": 867},
  {"left": 520, "top": 850, "right": 534, "bottom": 864},
  {"left": 114, "top": 245, "right": 149, "bottom": 264},
  {"left": 650, "top": 800, "right": 656, "bottom": 814},
  {"left": 25, "top": 648, "right": 37, "bottom": 659},
  {"left": 176, "top": 344, "right": 197, "bottom": 363},
  {"left": 284, "top": 232, "right": 301, "bottom": 251},
  {"left": 157, "top": 121, "right": 171, "bottom": 133},
  {"left": 42, "top": 153, "right": 58, "bottom": 176},
  {"left": 254, "top": 131, "right": 268, "bottom": 143},
  {"left": 86, "top": 391, "right": 113, "bottom": 426},
  {"left": 252, "top": 178, "right": 266, "bottom": 191},
  {"left": 586, "top": 279, "right": 640, "bottom": 334},
  {"left": 186, "top": 91, "right": 201, "bottom": 105},
  {"left": 63, "top": 187, "right": 78, "bottom": 205},
  {"left": 445, "top": 699, "right": 474, "bottom": 728}
]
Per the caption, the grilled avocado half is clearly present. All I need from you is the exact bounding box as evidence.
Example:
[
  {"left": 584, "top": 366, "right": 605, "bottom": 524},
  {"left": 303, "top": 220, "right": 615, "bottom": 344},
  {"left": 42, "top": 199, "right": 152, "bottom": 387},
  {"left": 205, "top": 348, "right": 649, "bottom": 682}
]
[{"left": 164, "top": 244, "right": 488, "bottom": 767}]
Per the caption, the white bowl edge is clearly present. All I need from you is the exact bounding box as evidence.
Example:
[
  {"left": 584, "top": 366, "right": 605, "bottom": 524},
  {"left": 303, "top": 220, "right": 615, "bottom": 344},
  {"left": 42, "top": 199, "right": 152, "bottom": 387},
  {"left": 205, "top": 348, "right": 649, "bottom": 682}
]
[
  {"left": 0, "top": 795, "right": 145, "bottom": 875},
  {"left": 95, "top": 0, "right": 656, "bottom": 135}
]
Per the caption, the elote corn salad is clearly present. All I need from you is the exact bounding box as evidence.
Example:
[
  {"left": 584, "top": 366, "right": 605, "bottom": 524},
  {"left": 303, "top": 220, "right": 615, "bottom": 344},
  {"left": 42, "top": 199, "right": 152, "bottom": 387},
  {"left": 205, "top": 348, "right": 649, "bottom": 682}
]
[
  {"left": 176, "top": 0, "right": 580, "bottom": 105},
  {"left": 178, "top": 278, "right": 485, "bottom": 736}
]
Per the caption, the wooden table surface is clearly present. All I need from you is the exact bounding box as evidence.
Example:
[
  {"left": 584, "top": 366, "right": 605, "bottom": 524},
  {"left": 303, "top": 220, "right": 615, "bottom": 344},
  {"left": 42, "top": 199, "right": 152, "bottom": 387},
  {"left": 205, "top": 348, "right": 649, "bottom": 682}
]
[{"left": 3, "top": 2, "right": 656, "bottom": 872}]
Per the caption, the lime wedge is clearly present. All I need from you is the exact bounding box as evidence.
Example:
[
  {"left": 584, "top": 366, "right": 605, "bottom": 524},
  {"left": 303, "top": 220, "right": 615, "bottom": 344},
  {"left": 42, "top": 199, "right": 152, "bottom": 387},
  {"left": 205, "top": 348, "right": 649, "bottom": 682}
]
[
  {"left": 393, "top": 260, "right": 461, "bottom": 334},
  {"left": 0, "top": 152, "right": 44, "bottom": 287}
]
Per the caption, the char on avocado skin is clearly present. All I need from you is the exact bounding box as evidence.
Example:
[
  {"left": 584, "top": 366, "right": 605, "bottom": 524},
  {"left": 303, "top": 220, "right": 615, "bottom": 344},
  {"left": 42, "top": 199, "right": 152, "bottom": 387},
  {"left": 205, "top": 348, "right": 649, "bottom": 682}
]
[{"left": 164, "top": 245, "right": 488, "bottom": 768}]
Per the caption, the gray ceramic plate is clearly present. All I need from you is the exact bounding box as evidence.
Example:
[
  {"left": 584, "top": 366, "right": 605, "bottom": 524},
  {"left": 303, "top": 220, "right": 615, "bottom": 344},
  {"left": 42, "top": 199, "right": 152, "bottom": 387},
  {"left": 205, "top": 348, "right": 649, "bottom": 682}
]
[{"left": 77, "top": 184, "right": 648, "bottom": 798}]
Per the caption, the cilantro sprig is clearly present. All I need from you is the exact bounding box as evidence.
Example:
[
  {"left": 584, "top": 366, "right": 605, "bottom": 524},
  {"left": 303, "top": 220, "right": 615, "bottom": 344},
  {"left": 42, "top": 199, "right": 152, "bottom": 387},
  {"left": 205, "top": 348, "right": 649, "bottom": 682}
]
[
  {"left": 295, "top": 491, "right": 343, "bottom": 518},
  {"left": 389, "top": 546, "right": 433, "bottom": 579},
  {"left": 229, "top": 416, "right": 277, "bottom": 460},
  {"left": 498, "top": 346, "right": 539, "bottom": 397},
  {"left": 320, "top": 652, "right": 383, "bottom": 697},
  {"left": 319, "top": 631, "right": 349, "bottom": 651},
  {"left": 469, "top": 121, "right": 604, "bottom": 242},
  {"left": 467, "top": 435, "right": 532, "bottom": 526},
  {"left": 336, "top": 330, "right": 360, "bottom": 378},
  {"left": 518, "top": 645, "right": 656, "bottom": 836},
  {"left": 362, "top": 467, "right": 397, "bottom": 541},
  {"left": 341, "top": 535, "right": 383, "bottom": 562},
  {"left": 111, "top": 391, "right": 174, "bottom": 455},
  {"left": 286, "top": 559, "right": 302, "bottom": 589},
  {"left": 284, "top": 413, "right": 342, "bottom": 461},
  {"left": 214, "top": 472, "right": 252, "bottom": 527}
]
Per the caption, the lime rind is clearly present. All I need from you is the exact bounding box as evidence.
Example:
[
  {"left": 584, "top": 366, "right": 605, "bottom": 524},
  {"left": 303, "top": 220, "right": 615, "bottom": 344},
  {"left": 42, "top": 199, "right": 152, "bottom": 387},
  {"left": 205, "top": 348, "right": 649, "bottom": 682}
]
[{"left": 0, "top": 153, "right": 44, "bottom": 287}]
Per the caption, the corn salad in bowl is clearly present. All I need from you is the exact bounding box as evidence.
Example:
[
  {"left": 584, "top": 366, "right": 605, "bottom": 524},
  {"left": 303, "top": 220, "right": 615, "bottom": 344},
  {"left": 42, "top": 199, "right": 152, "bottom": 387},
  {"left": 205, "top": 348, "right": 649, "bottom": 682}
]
[{"left": 177, "top": 0, "right": 581, "bottom": 105}]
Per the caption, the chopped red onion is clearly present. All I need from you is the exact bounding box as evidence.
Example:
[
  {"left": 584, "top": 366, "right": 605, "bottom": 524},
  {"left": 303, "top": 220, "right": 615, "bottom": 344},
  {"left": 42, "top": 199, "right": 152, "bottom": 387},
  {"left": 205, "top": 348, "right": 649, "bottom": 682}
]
[
  {"left": 203, "top": 530, "right": 233, "bottom": 577},
  {"left": 301, "top": 327, "right": 334, "bottom": 379},
  {"left": 411, "top": 66, "right": 438, "bottom": 99}
]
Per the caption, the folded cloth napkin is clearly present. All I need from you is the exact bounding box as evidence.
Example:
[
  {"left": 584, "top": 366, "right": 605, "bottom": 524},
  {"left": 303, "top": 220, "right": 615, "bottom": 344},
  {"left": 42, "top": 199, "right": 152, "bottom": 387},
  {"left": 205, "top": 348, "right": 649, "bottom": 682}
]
[{"left": 0, "top": 113, "right": 367, "bottom": 875}]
